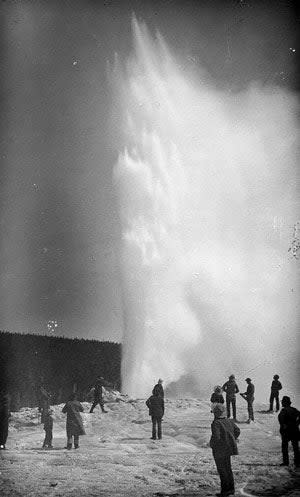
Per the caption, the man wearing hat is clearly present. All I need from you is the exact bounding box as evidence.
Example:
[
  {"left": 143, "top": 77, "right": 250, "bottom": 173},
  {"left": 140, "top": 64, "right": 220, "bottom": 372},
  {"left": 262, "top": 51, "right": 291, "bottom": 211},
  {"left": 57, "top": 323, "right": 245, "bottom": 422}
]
[
  {"left": 210, "top": 403, "right": 240, "bottom": 496},
  {"left": 152, "top": 379, "right": 164, "bottom": 398},
  {"left": 240, "top": 378, "right": 255, "bottom": 423},
  {"left": 222, "top": 375, "right": 239, "bottom": 421},
  {"left": 268, "top": 375, "right": 282, "bottom": 412},
  {"left": 278, "top": 396, "right": 300, "bottom": 467}
]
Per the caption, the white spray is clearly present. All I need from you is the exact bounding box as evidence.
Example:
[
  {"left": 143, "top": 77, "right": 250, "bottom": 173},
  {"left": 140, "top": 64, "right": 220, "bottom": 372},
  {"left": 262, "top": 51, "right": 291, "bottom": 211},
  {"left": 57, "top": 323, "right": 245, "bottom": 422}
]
[{"left": 112, "top": 18, "right": 299, "bottom": 399}]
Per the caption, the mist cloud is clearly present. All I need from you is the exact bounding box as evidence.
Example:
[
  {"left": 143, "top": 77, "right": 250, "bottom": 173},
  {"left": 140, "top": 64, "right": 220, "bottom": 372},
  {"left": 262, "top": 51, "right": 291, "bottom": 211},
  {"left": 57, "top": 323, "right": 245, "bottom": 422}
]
[{"left": 113, "top": 18, "right": 299, "bottom": 399}]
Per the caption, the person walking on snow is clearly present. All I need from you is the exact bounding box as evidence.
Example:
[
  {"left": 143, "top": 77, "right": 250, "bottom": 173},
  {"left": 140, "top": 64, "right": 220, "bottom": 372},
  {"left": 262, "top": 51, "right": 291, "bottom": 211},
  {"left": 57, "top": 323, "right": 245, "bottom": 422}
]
[
  {"left": 146, "top": 389, "right": 164, "bottom": 440},
  {"left": 89, "top": 376, "right": 113, "bottom": 413},
  {"left": 240, "top": 378, "right": 255, "bottom": 423},
  {"left": 222, "top": 375, "right": 239, "bottom": 420},
  {"left": 210, "top": 403, "right": 240, "bottom": 497},
  {"left": 269, "top": 374, "right": 282, "bottom": 412}
]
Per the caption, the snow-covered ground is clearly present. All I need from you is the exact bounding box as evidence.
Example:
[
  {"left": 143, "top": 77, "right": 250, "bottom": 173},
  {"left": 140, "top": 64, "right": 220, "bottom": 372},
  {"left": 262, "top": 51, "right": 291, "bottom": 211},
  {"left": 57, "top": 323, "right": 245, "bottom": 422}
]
[{"left": 1, "top": 393, "right": 299, "bottom": 496}]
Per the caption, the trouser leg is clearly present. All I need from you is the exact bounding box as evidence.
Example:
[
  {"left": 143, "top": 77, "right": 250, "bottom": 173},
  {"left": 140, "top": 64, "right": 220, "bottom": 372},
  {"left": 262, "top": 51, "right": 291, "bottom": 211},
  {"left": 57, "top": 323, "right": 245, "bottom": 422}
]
[
  {"left": 269, "top": 392, "right": 274, "bottom": 411},
  {"left": 0, "top": 414, "right": 9, "bottom": 445},
  {"left": 151, "top": 416, "right": 157, "bottom": 439},
  {"left": 275, "top": 394, "right": 280, "bottom": 412},
  {"left": 226, "top": 398, "right": 231, "bottom": 418},
  {"left": 74, "top": 435, "right": 79, "bottom": 448},
  {"left": 232, "top": 398, "right": 236, "bottom": 419},
  {"left": 90, "top": 400, "right": 98, "bottom": 413},
  {"left": 157, "top": 418, "right": 162, "bottom": 439},
  {"left": 44, "top": 429, "right": 53, "bottom": 446},
  {"left": 281, "top": 436, "right": 289, "bottom": 465},
  {"left": 248, "top": 401, "right": 254, "bottom": 421},
  {"left": 291, "top": 438, "right": 300, "bottom": 467},
  {"left": 99, "top": 398, "right": 106, "bottom": 412},
  {"left": 214, "top": 455, "right": 235, "bottom": 494}
]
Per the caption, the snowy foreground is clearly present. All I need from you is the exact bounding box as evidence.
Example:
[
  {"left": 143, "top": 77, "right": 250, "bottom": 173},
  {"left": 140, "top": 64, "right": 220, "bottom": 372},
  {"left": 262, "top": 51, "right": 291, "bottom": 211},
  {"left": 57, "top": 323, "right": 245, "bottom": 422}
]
[{"left": 1, "top": 392, "right": 300, "bottom": 497}]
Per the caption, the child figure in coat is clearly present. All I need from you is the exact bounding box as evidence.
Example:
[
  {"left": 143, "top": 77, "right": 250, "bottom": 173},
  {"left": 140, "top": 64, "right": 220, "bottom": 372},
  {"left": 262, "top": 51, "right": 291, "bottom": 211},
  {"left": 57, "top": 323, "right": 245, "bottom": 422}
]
[{"left": 42, "top": 408, "right": 53, "bottom": 449}]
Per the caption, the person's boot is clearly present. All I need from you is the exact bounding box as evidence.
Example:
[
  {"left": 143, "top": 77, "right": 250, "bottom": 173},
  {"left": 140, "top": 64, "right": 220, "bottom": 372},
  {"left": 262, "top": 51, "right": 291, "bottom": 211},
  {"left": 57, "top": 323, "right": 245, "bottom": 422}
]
[
  {"left": 65, "top": 443, "right": 72, "bottom": 450},
  {"left": 74, "top": 444, "right": 79, "bottom": 449}
]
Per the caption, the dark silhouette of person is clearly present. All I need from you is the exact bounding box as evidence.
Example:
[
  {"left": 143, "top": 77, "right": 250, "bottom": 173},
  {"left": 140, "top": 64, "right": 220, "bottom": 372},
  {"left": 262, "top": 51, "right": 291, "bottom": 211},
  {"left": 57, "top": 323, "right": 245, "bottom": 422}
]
[
  {"left": 211, "top": 385, "right": 224, "bottom": 404},
  {"left": 278, "top": 396, "right": 300, "bottom": 467},
  {"left": 89, "top": 376, "right": 113, "bottom": 413},
  {"left": 0, "top": 387, "right": 10, "bottom": 450},
  {"left": 269, "top": 374, "right": 282, "bottom": 412},
  {"left": 42, "top": 408, "right": 53, "bottom": 449},
  {"left": 146, "top": 389, "right": 164, "bottom": 440},
  {"left": 62, "top": 393, "right": 85, "bottom": 449},
  {"left": 37, "top": 379, "right": 52, "bottom": 424},
  {"left": 152, "top": 378, "right": 164, "bottom": 398},
  {"left": 210, "top": 403, "right": 240, "bottom": 497},
  {"left": 222, "top": 375, "right": 239, "bottom": 420},
  {"left": 240, "top": 378, "right": 255, "bottom": 423}
]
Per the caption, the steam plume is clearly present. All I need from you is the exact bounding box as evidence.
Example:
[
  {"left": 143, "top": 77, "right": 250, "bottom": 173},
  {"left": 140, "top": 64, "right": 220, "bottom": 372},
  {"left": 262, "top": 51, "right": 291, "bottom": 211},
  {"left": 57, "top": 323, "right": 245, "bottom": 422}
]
[{"left": 112, "top": 17, "right": 299, "bottom": 399}]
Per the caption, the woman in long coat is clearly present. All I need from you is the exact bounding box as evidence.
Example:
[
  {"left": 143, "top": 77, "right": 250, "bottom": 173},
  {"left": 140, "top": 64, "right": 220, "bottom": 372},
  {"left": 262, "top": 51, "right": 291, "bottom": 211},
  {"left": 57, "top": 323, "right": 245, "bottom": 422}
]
[{"left": 62, "top": 393, "right": 85, "bottom": 449}]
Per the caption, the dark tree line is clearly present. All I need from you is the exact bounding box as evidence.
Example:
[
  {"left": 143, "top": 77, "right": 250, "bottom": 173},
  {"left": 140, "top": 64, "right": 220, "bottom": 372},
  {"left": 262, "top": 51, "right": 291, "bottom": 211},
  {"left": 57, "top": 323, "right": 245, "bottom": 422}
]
[{"left": 0, "top": 331, "right": 121, "bottom": 410}]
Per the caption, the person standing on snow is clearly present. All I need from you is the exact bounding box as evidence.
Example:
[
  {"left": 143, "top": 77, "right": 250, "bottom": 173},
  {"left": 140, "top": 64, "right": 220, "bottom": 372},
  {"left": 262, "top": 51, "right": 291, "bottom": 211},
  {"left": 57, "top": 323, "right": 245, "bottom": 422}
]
[
  {"left": 222, "top": 375, "right": 239, "bottom": 421},
  {"left": 269, "top": 374, "right": 282, "bottom": 412},
  {"left": 211, "top": 386, "right": 225, "bottom": 404},
  {"left": 278, "top": 396, "right": 300, "bottom": 468},
  {"left": 0, "top": 386, "right": 10, "bottom": 450},
  {"left": 146, "top": 389, "right": 165, "bottom": 440},
  {"left": 62, "top": 393, "right": 85, "bottom": 449},
  {"left": 42, "top": 407, "right": 54, "bottom": 449},
  {"left": 210, "top": 403, "right": 240, "bottom": 497},
  {"left": 240, "top": 378, "right": 255, "bottom": 423}
]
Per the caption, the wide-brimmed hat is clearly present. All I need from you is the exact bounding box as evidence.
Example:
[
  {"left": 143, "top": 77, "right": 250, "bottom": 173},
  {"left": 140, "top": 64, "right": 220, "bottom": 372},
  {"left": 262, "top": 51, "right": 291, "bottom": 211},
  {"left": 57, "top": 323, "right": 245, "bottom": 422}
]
[
  {"left": 229, "top": 374, "right": 235, "bottom": 380},
  {"left": 245, "top": 378, "right": 251, "bottom": 382}
]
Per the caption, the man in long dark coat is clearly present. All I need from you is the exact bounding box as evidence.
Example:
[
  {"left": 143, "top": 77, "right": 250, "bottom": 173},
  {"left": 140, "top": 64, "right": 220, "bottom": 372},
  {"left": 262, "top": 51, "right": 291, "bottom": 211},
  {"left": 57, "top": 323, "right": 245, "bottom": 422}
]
[
  {"left": 278, "top": 396, "right": 300, "bottom": 467},
  {"left": 210, "top": 403, "right": 240, "bottom": 497},
  {"left": 146, "top": 389, "right": 165, "bottom": 440},
  {"left": 269, "top": 374, "right": 282, "bottom": 412},
  {"left": 241, "top": 378, "right": 255, "bottom": 423},
  {"left": 222, "top": 375, "right": 239, "bottom": 420},
  {"left": 62, "top": 393, "right": 85, "bottom": 449}
]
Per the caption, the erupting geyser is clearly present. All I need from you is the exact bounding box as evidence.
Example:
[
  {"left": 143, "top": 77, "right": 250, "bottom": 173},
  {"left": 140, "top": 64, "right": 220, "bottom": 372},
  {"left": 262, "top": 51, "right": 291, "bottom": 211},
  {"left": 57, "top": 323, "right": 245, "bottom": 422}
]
[{"left": 112, "top": 18, "right": 299, "bottom": 399}]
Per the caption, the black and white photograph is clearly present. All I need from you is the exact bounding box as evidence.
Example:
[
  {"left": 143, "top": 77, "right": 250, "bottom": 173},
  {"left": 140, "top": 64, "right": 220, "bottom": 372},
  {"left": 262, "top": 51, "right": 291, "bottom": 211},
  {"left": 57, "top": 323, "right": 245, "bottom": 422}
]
[{"left": 1, "top": 0, "right": 299, "bottom": 495}]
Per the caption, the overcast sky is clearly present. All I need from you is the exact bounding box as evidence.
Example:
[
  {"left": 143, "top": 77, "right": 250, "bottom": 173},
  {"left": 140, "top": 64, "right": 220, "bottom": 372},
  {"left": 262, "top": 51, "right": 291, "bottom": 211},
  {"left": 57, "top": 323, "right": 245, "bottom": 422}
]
[{"left": 1, "top": 0, "right": 298, "bottom": 341}]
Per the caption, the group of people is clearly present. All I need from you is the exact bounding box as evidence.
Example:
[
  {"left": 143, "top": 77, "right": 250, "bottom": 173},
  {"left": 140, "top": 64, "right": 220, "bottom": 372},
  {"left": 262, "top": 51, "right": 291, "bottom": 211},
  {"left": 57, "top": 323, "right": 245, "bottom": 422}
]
[
  {"left": 1, "top": 374, "right": 299, "bottom": 497},
  {"left": 40, "top": 376, "right": 113, "bottom": 449},
  {"left": 210, "top": 375, "right": 255, "bottom": 423},
  {"left": 209, "top": 374, "right": 299, "bottom": 497}
]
